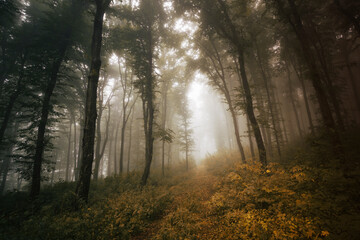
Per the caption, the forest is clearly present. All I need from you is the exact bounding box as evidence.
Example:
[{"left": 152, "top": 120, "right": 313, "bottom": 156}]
[{"left": 0, "top": 0, "right": 360, "bottom": 239}]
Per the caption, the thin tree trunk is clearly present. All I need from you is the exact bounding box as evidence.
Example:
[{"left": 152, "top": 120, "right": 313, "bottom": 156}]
[
  {"left": 93, "top": 86, "right": 104, "bottom": 180},
  {"left": 119, "top": 117, "right": 126, "bottom": 174},
  {"left": 246, "top": 116, "right": 255, "bottom": 160},
  {"left": 0, "top": 148, "right": 12, "bottom": 195},
  {"left": 113, "top": 119, "right": 120, "bottom": 175},
  {"left": 284, "top": 0, "right": 343, "bottom": 156},
  {"left": 285, "top": 61, "right": 303, "bottom": 138},
  {"left": 215, "top": 0, "right": 266, "bottom": 165},
  {"left": 127, "top": 110, "right": 134, "bottom": 174},
  {"left": 72, "top": 114, "right": 77, "bottom": 181},
  {"left": 308, "top": 23, "right": 345, "bottom": 130},
  {"left": 75, "top": 113, "right": 83, "bottom": 182},
  {"left": 76, "top": 0, "right": 110, "bottom": 202},
  {"left": 107, "top": 123, "right": 113, "bottom": 177},
  {"left": 237, "top": 51, "right": 267, "bottom": 166},
  {"left": 66, "top": 119, "right": 72, "bottom": 182},
  {"left": 205, "top": 38, "right": 246, "bottom": 162},
  {"left": 96, "top": 103, "right": 111, "bottom": 178},
  {"left": 253, "top": 39, "right": 281, "bottom": 157},
  {"left": 30, "top": 46, "right": 66, "bottom": 198},
  {"left": 141, "top": 28, "right": 156, "bottom": 186},
  {"left": 161, "top": 83, "right": 168, "bottom": 176},
  {"left": 292, "top": 60, "right": 315, "bottom": 134},
  {"left": 275, "top": 91, "right": 289, "bottom": 143},
  {"left": 344, "top": 50, "right": 360, "bottom": 114},
  {"left": 229, "top": 106, "right": 246, "bottom": 161}
]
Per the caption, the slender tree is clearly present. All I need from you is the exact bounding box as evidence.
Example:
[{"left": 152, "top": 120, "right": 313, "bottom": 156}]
[{"left": 76, "top": 0, "right": 111, "bottom": 202}]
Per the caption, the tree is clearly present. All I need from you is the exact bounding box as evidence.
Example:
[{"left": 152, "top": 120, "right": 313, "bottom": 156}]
[
  {"left": 195, "top": 35, "right": 246, "bottom": 162},
  {"left": 112, "top": 0, "right": 165, "bottom": 185},
  {"left": 267, "top": 0, "right": 344, "bottom": 157},
  {"left": 76, "top": 0, "right": 111, "bottom": 203},
  {"left": 175, "top": 83, "right": 194, "bottom": 171},
  {"left": 30, "top": 0, "right": 88, "bottom": 198}
]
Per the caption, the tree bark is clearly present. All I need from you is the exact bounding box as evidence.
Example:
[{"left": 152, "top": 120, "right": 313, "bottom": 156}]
[
  {"left": 246, "top": 116, "right": 255, "bottom": 160},
  {"left": 113, "top": 118, "right": 120, "bottom": 175},
  {"left": 237, "top": 51, "right": 267, "bottom": 165},
  {"left": 141, "top": 29, "right": 155, "bottom": 186},
  {"left": 76, "top": 0, "right": 110, "bottom": 202},
  {"left": 161, "top": 82, "right": 168, "bottom": 176},
  {"left": 119, "top": 116, "right": 126, "bottom": 173},
  {"left": 127, "top": 109, "right": 134, "bottom": 174},
  {"left": 213, "top": 0, "right": 266, "bottom": 165},
  {"left": 72, "top": 113, "right": 77, "bottom": 181},
  {"left": 253, "top": 39, "right": 281, "bottom": 157},
  {"left": 75, "top": 113, "right": 83, "bottom": 181},
  {"left": 66, "top": 118, "right": 72, "bottom": 182}
]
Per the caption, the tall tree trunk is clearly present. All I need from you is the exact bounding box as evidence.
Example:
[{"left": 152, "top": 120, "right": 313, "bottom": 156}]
[
  {"left": 206, "top": 38, "right": 246, "bottom": 162},
  {"left": 127, "top": 109, "right": 135, "bottom": 174},
  {"left": 308, "top": 24, "right": 345, "bottom": 130},
  {"left": 0, "top": 147, "right": 12, "bottom": 195},
  {"left": 107, "top": 123, "right": 113, "bottom": 177},
  {"left": 229, "top": 105, "right": 246, "bottom": 162},
  {"left": 343, "top": 49, "right": 360, "bottom": 115},
  {"left": 141, "top": 29, "right": 155, "bottom": 186},
  {"left": 285, "top": 61, "right": 303, "bottom": 138},
  {"left": 284, "top": 0, "right": 343, "bottom": 156},
  {"left": 93, "top": 104, "right": 103, "bottom": 179},
  {"left": 237, "top": 51, "right": 267, "bottom": 166},
  {"left": 246, "top": 116, "right": 255, "bottom": 160},
  {"left": 113, "top": 118, "right": 120, "bottom": 175},
  {"left": 95, "top": 102, "right": 110, "bottom": 179},
  {"left": 119, "top": 115, "right": 126, "bottom": 174},
  {"left": 253, "top": 40, "right": 281, "bottom": 157},
  {"left": 161, "top": 82, "right": 168, "bottom": 176},
  {"left": 274, "top": 91, "right": 289, "bottom": 143},
  {"left": 72, "top": 114, "right": 77, "bottom": 181},
  {"left": 75, "top": 113, "right": 83, "bottom": 181},
  {"left": 76, "top": 0, "right": 110, "bottom": 202},
  {"left": 66, "top": 119, "right": 72, "bottom": 182},
  {"left": 30, "top": 47, "right": 66, "bottom": 198},
  {"left": 291, "top": 60, "right": 315, "bottom": 134},
  {"left": 214, "top": 0, "right": 266, "bottom": 165}
]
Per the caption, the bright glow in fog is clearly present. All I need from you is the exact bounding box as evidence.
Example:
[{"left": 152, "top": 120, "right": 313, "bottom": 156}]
[{"left": 187, "top": 74, "right": 230, "bottom": 163}]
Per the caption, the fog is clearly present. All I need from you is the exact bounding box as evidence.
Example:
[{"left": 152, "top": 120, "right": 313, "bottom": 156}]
[{"left": 1, "top": 0, "right": 359, "bottom": 206}]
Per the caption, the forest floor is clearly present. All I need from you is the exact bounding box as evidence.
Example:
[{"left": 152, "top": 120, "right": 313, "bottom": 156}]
[
  {"left": 1, "top": 134, "right": 360, "bottom": 239},
  {"left": 133, "top": 166, "right": 218, "bottom": 239}
]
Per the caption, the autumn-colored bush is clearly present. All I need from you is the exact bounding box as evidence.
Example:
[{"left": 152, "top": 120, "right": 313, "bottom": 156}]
[
  {"left": 1, "top": 136, "right": 360, "bottom": 240},
  {"left": 198, "top": 151, "right": 360, "bottom": 239}
]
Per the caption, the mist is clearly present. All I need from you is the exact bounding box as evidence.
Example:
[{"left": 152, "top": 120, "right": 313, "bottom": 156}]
[{"left": 1, "top": 0, "right": 360, "bottom": 239}]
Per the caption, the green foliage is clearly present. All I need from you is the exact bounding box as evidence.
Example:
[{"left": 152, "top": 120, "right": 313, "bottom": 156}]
[{"left": 0, "top": 174, "right": 172, "bottom": 240}]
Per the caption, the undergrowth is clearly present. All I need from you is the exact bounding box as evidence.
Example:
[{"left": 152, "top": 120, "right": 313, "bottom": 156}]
[{"left": 1, "top": 130, "right": 360, "bottom": 239}]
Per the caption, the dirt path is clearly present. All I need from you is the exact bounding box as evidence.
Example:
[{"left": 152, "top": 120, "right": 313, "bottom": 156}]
[{"left": 132, "top": 167, "right": 220, "bottom": 239}]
